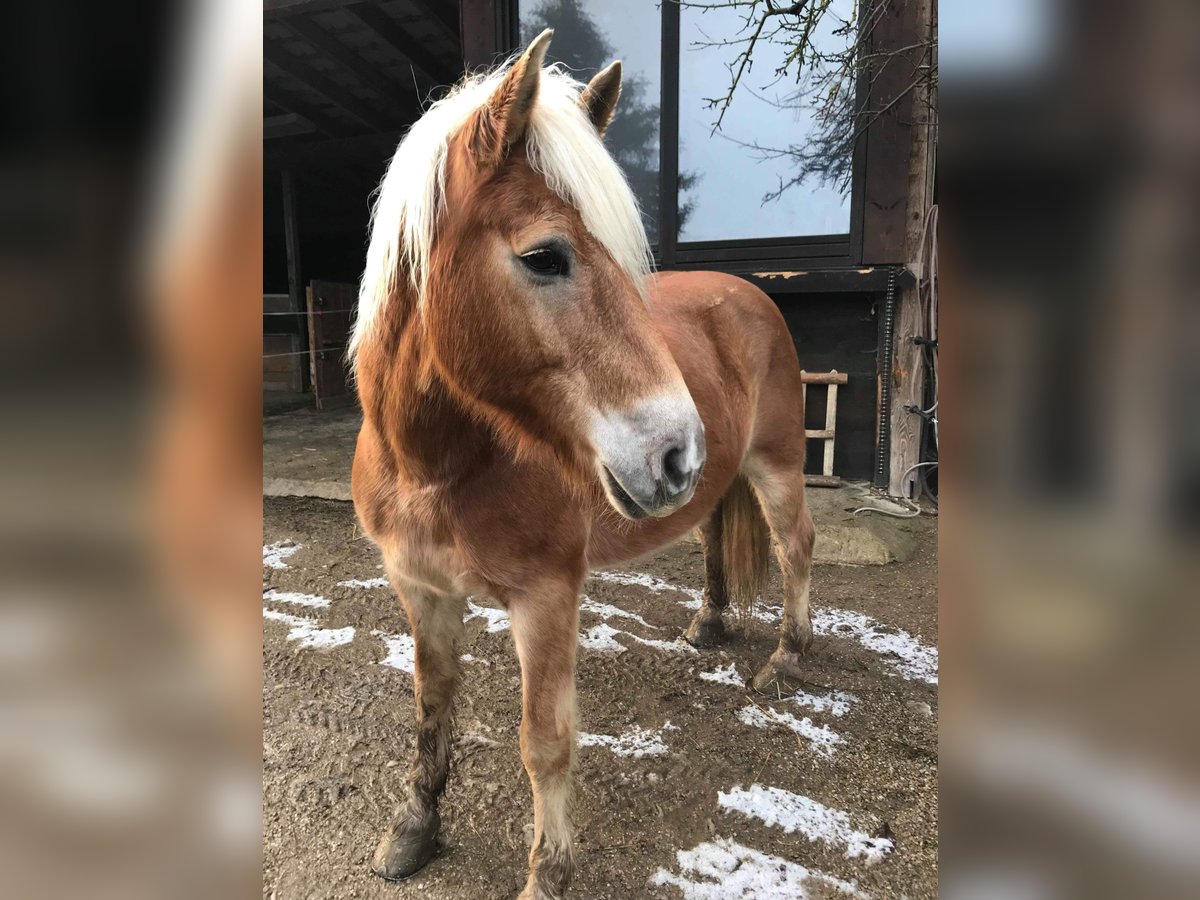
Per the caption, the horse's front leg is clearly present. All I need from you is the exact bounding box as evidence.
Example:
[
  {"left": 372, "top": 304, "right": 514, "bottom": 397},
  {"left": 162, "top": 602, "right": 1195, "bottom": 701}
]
[
  {"left": 372, "top": 586, "right": 465, "bottom": 881},
  {"left": 509, "top": 578, "right": 581, "bottom": 900}
]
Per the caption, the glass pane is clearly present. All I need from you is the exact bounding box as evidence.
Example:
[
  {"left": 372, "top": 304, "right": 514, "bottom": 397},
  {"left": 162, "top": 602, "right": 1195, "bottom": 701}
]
[
  {"left": 519, "top": 0, "right": 662, "bottom": 243},
  {"left": 678, "top": 0, "right": 855, "bottom": 243}
]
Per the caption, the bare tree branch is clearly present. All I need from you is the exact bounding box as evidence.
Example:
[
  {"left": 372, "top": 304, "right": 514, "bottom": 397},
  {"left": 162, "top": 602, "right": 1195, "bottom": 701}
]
[{"left": 677, "top": 0, "right": 937, "bottom": 199}]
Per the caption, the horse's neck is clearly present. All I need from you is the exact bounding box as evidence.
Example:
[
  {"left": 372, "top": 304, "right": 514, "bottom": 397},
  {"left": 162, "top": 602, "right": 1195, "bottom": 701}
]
[{"left": 364, "top": 335, "right": 496, "bottom": 487}]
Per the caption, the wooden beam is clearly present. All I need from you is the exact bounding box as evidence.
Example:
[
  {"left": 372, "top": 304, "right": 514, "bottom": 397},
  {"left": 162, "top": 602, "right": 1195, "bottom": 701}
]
[
  {"left": 805, "top": 475, "right": 843, "bottom": 488},
  {"left": 800, "top": 371, "right": 849, "bottom": 386},
  {"left": 265, "top": 43, "right": 393, "bottom": 132},
  {"left": 746, "top": 267, "right": 893, "bottom": 294},
  {"left": 279, "top": 16, "right": 418, "bottom": 103},
  {"left": 823, "top": 381, "right": 840, "bottom": 475},
  {"left": 265, "top": 113, "right": 317, "bottom": 140},
  {"left": 264, "top": 0, "right": 354, "bottom": 16},
  {"left": 887, "top": 0, "right": 936, "bottom": 498},
  {"left": 348, "top": 2, "right": 456, "bottom": 86},
  {"left": 460, "top": 0, "right": 505, "bottom": 70},
  {"left": 862, "top": 0, "right": 925, "bottom": 266},
  {"left": 262, "top": 83, "right": 346, "bottom": 137},
  {"left": 280, "top": 169, "right": 310, "bottom": 393},
  {"left": 265, "top": 130, "right": 401, "bottom": 170}
]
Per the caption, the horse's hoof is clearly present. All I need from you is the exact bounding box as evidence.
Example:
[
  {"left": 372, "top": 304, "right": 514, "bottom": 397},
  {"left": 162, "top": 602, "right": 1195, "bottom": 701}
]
[
  {"left": 371, "top": 809, "right": 440, "bottom": 881},
  {"left": 751, "top": 652, "right": 806, "bottom": 696},
  {"left": 684, "top": 613, "right": 726, "bottom": 648}
]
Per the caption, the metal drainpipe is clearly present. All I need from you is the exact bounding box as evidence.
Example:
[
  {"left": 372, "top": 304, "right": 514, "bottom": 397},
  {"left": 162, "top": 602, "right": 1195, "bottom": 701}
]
[{"left": 875, "top": 266, "right": 898, "bottom": 488}]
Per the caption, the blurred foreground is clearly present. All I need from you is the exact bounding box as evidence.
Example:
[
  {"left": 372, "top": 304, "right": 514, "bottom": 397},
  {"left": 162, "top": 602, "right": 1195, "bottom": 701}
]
[
  {"left": 942, "top": 0, "right": 1200, "bottom": 896},
  {"left": 1, "top": 1, "right": 262, "bottom": 897}
]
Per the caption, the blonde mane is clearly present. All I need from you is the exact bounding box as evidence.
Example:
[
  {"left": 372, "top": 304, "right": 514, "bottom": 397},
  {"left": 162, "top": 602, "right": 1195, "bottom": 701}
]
[{"left": 349, "top": 60, "right": 653, "bottom": 364}]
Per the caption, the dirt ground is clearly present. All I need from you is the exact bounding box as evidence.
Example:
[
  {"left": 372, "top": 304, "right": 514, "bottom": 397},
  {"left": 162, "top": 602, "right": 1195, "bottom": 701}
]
[{"left": 263, "top": 496, "right": 938, "bottom": 899}]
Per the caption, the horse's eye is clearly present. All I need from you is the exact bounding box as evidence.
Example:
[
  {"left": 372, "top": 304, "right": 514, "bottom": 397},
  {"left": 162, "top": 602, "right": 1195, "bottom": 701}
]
[{"left": 520, "top": 247, "right": 568, "bottom": 277}]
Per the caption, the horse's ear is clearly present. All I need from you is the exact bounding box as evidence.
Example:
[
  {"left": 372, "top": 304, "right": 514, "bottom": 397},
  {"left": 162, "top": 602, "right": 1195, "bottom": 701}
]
[
  {"left": 581, "top": 60, "right": 622, "bottom": 136},
  {"left": 470, "top": 28, "right": 553, "bottom": 166}
]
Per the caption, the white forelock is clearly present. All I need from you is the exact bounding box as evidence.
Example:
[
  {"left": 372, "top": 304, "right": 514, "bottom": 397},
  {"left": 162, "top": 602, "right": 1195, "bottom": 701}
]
[{"left": 349, "top": 61, "right": 653, "bottom": 364}]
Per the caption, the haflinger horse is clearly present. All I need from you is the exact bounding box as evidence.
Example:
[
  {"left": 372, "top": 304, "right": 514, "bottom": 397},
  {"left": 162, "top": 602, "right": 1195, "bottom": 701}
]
[{"left": 350, "top": 29, "right": 816, "bottom": 900}]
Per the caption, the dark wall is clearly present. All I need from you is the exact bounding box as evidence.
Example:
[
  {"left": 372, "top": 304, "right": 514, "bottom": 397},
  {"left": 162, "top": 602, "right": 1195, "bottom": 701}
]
[
  {"left": 264, "top": 169, "right": 377, "bottom": 296},
  {"left": 771, "top": 292, "right": 880, "bottom": 481}
]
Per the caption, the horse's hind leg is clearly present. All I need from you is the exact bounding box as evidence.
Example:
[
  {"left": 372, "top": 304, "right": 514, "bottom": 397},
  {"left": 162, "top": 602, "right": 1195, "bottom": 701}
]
[
  {"left": 683, "top": 512, "right": 730, "bottom": 647},
  {"left": 747, "top": 464, "right": 816, "bottom": 694},
  {"left": 372, "top": 586, "right": 465, "bottom": 881}
]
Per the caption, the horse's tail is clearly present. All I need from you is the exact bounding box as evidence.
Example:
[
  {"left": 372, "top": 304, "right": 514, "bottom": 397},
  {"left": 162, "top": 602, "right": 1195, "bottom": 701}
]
[{"left": 720, "top": 474, "right": 771, "bottom": 622}]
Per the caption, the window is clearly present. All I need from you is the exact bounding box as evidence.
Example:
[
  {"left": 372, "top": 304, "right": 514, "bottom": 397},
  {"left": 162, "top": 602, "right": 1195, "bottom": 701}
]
[
  {"left": 519, "top": 0, "right": 663, "bottom": 243},
  {"left": 676, "top": 0, "right": 855, "bottom": 242}
]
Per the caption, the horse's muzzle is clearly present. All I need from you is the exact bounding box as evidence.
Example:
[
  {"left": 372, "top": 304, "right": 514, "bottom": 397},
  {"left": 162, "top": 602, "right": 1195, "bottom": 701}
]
[{"left": 591, "top": 392, "right": 706, "bottom": 520}]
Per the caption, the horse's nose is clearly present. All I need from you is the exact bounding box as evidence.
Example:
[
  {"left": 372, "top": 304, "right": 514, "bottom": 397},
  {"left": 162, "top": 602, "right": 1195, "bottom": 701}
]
[
  {"left": 660, "top": 444, "right": 693, "bottom": 498},
  {"left": 657, "top": 428, "right": 705, "bottom": 501}
]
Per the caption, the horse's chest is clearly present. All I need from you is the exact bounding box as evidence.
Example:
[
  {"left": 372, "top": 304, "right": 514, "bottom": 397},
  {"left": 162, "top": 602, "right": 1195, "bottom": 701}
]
[{"left": 384, "top": 475, "right": 588, "bottom": 599}]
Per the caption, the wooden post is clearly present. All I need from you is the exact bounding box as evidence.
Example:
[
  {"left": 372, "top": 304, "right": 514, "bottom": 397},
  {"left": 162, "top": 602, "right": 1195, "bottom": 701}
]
[
  {"left": 824, "top": 378, "right": 839, "bottom": 477},
  {"left": 281, "top": 169, "right": 309, "bottom": 393},
  {"left": 460, "top": 0, "right": 510, "bottom": 70},
  {"left": 887, "top": 0, "right": 936, "bottom": 498}
]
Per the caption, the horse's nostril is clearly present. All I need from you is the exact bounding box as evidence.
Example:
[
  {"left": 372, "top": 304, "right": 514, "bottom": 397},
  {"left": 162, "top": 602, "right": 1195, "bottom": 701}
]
[{"left": 662, "top": 445, "right": 689, "bottom": 496}]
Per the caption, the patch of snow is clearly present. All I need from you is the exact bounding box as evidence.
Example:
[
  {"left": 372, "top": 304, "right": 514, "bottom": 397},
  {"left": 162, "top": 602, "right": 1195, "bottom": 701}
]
[
  {"left": 650, "top": 836, "right": 863, "bottom": 898},
  {"left": 262, "top": 588, "right": 329, "bottom": 608},
  {"left": 590, "top": 571, "right": 703, "bottom": 607},
  {"left": 263, "top": 541, "right": 301, "bottom": 570},
  {"left": 699, "top": 664, "right": 745, "bottom": 688},
  {"left": 718, "top": 785, "right": 894, "bottom": 863},
  {"left": 594, "top": 568, "right": 937, "bottom": 682},
  {"left": 580, "top": 623, "right": 626, "bottom": 653},
  {"left": 262, "top": 609, "right": 354, "bottom": 650},
  {"left": 579, "top": 594, "right": 658, "bottom": 629},
  {"left": 466, "top": 600, "right": 510, "bottom": 633},
  {"left": 579, "top": 724, "right": 671, "bottom": 758},
  {"left": 624, "top": 631, "right": 697, "bottom": 654},
  {"left": 697, "top": 668, "right": 856, "bottom": 716},
  {"left": 591, "top": 571, "right": 786, "bottom": 623},
  {"left": 337, "top": 576, "right": 390, "bottom": 589},
  {"left": 813, "top": 607, "right": 938, "bottom": 683},
  {"left": 736, "top": 705, "right": 843, "bottom": 757},
  {"left": 578, "top": 621, "right": 695, "bottom": 655},
  {"left": 791, "top": 689, "right": 858, "bottom": 718},
  {"left": 750, "top": 602, "right": 784, "bottom": 624},
  {"left": 374, "top": 631, "right": 416, "bottom": 674}
]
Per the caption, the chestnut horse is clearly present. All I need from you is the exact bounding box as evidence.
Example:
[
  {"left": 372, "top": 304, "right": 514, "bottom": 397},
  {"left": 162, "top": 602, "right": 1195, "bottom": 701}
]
[{"left": 350, "top": 30, "right": 815, "bottom": 899}]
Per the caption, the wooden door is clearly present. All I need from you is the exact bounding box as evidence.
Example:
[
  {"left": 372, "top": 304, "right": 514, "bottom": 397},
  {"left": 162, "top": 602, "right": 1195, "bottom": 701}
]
[{"left": 305, "top": 280, "right": 356, "bottom": 410}]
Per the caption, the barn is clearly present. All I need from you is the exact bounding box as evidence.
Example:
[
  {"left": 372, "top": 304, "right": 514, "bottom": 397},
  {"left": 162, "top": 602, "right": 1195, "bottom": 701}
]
[{"left": 264, "top": 0, "right": 936, "bottom": 499}]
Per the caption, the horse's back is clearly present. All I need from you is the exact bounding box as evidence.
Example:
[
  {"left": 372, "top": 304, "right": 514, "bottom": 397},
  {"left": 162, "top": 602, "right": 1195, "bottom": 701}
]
[
  {"left": 650, "top": 270, "right": 798, "bottom": 380},
  {"left": 649, "top": 269, "right": 807, "bottom": 471}
]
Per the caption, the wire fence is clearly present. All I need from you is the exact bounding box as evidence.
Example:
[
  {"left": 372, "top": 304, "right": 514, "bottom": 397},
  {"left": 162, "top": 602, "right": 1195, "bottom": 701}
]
[
  {"left": 263, "top": 305, "right": 350, "bottom": 361},
  {"left": 262, "top": 310, "right": 352, "bottom": 316},
  {"left": 262, "top": 346, "right": 346, "bottom": 361}
]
